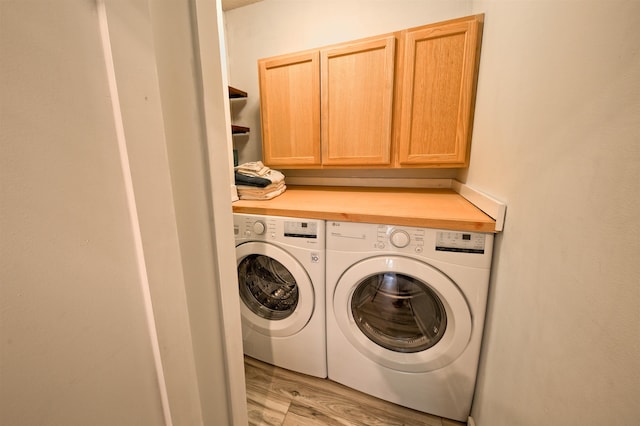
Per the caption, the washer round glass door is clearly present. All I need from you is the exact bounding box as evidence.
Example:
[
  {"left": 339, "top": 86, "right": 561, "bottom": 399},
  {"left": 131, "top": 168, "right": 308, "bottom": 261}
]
[
  {"left": 236, "top": 242, "right": 314, "bottom": 337},
  {"left": 333, "top": 256, "right": 472, "bottom": 372}
]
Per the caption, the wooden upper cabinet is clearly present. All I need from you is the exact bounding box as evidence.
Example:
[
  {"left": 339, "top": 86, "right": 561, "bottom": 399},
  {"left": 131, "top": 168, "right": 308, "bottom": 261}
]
[
  {"left": 258, "top": 51, "right": 321, "bottom": 166},
  {"left": 397, "top": 15, "right": 483, "bottom": 167},
  {"left": 257, "top": 14, "right": 484, "bottom": 169},
  {"left": 321, "top": 36, "right": 395, "bottom": 166}
]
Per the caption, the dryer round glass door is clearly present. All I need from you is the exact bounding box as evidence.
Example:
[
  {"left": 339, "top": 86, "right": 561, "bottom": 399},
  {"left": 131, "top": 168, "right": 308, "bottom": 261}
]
[
  {"left": 333, "top": 256, "right": 472, "bottom": 373},
  {"left": 351, "top": 272, "right": 447, "bottom": 353},
  {"left": 236, "top": 242, "right": 314, "bottom": 337}
]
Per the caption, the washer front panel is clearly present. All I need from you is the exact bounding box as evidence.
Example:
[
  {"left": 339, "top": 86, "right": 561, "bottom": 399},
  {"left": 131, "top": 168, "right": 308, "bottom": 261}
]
[
  {"left": 236, "top": 242, "right": 314, "bottom": 337},
  {"left": 333, "top": 255, "right": 472, "bottom": 372}
]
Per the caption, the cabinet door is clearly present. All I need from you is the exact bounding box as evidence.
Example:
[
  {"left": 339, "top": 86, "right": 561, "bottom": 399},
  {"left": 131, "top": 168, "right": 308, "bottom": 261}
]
[
  {"left": 397, "top": 15, "right": 483, "bottom": 167},
  {"left": 258, "top": 51, "right": 321, "bottom": 167},
  {"left": 321, "top": 36, "right": 395, "bottom": 166}
]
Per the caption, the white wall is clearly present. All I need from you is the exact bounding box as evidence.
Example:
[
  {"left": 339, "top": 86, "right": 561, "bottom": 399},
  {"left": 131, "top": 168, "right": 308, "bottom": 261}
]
[
  {"left": 0, "top": 1, "right": 167, "bottom": 423},
  {"left": 225, "top": 1, "right": 640, "bottom": 425},
  {"left": 1, "top": 0, "right": 245, "bottom": 424},
  {"left": 466, "top": 1, "right": 640, "bottom": 425}
]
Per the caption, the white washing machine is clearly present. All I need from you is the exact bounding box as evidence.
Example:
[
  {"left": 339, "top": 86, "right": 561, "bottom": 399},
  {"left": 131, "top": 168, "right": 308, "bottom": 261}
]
[
  {"left": 234, "top": 213, "right": 326, "bottom": 378},
  {"left": 326, "top": 221, "right": 494, "bottom": 421}
]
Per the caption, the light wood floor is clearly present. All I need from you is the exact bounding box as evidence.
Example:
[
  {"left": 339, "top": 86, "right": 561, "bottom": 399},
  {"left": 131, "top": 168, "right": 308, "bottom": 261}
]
[{"left": 244, "top": 356, "right": 466, "bottom": 426}]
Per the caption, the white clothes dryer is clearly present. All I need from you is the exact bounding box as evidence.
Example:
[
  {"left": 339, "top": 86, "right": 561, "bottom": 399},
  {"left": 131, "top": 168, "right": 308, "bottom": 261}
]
[
  {"left": 325, "top": 221, "right": 494, "bottom": 421},
  {"left": 234, "top": 213, "right": 326, "bottom": 378}
]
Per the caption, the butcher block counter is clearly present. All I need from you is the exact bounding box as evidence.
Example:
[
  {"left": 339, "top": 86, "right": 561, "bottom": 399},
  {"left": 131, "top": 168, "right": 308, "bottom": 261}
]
[{"left": 232, "top": 186, "right": 497, "bottom": 233}]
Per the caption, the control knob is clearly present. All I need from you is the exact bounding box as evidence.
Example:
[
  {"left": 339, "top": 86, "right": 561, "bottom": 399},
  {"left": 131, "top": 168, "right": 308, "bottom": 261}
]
[
  {"left": 390, "top": 229, "right": 410, "bottom": 248},
  {"left": 252, "top": 221, "right": 266, "bottom": 235}
]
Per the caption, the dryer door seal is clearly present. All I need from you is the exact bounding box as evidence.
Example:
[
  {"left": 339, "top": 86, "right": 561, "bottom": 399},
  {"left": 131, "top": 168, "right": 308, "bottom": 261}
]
[
  {"left": 333, "top": 255, "right": 471, "bottom": 372},
  {"left": 237, "top": 242, "right": 314, "bottom": 337}
]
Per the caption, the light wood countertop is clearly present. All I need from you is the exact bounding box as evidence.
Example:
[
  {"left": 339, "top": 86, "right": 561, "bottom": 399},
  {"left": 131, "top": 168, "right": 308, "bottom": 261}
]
[{"left": 232, "top": 186, "right": 496, "bottom": 232}]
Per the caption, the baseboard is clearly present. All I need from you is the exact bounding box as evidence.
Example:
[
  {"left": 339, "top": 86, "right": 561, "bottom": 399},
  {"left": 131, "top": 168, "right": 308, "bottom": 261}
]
[{"left": 467, "top": 416, "right": 476, "bottom": 426}]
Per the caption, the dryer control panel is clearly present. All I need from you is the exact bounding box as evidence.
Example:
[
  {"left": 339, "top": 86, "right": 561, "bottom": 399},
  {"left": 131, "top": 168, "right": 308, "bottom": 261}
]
[
  {"left": 284, "top": 221, "right": 318, "bottom": 239},
  {"left": 376, "top": 226, "right": 425, "bottom": 252},
  {"left": 327, "top": 221, "right": 493, "bottom": 267},
  {"left": 234, "top": 214, "right": 324, "bottom": 248}
]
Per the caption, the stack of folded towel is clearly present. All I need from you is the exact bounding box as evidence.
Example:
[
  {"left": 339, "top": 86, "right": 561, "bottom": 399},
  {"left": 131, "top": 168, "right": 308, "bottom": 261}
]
[{"left": 234, "top": 161, "right": 286, "bottom": 200}]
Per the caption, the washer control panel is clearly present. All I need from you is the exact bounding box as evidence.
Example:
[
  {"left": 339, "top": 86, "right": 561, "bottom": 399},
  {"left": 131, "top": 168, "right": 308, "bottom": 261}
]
[{"left": 436, "top": 231, "right": 486, "bottom": 254}]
